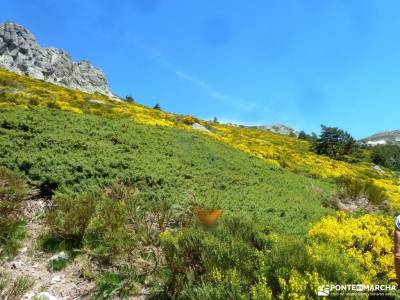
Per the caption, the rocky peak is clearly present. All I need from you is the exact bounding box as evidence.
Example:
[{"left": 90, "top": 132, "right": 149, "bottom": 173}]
[
  {"left": 360, "top": 130, "right": 400, "bottom": 146},
  {"left": 0, "top": 22, "right": 113, "bottom": 96},
  {"left": 251, "top": 124, "right": 299, "bottom": 137}
]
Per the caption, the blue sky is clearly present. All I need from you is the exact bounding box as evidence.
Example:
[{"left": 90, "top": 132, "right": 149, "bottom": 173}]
[{"left": 2, "top": 0, "right": 400, "bottom": 138}]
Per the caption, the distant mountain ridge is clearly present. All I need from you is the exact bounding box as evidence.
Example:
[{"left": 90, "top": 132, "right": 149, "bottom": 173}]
[
  {"left": 249, "top": 124, "right": 299, "bottom": 136},
  {"left": 360, "top": 130, "right": 400, "bottom": 145},
  {"left": 0, "top": 22, "right": 113, "bottom": 96}
]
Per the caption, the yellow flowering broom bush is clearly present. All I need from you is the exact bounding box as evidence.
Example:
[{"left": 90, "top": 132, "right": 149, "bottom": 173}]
[{"left": 309, "top": 212, "right": 395, "bottom": 281}]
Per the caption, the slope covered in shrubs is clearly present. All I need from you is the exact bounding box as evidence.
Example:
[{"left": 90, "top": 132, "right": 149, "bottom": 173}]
[
  {"left": 0, "top": 69, "right": 398, "bottom": 298},
  {"left": 0, "top": 106, "right": 331, "bottom": 235},
  {"left": 0, "top": 68, "right": 398, "bottom": 208}
]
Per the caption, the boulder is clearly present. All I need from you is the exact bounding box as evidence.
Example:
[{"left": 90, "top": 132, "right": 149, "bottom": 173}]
[
  {"left": 372, "top": 165, "right": 385, "bottom": 174},
  {"left": 191, "top": 123, "right": 211, "bottom": 133},
  {"left": 49, "top": 251, "right": 68, "bottom": 262},
  {"left": 88, "top": 99, "right": 106, "bottom": 105},
  {"left": 35, "top": 292, "right": 58, "bottom": 300}
]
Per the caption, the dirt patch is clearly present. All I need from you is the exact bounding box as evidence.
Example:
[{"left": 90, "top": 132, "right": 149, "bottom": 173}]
[
  {"left": 327, "top": 196, "right": 391, "bottom": 213},
  {"left": 0, "top": 199, "right": 95, "bottom": 299}
]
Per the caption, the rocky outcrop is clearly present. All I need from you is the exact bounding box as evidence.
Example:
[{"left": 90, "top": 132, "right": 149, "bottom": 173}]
[
  {"left": 251, "top": 124, "right": 299, "bottom": 137},
  {"left": 361, "top": 130, "right": 400, "bottom": 146},
  {"left": 0, "top": 22, "right": 113, "bottom": 96},
  {"left": 191, "top": 122, "right": 211, "bottom": 133}
]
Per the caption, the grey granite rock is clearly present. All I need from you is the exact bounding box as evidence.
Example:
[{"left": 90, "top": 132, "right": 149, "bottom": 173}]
[
  {"left": 0, "top": 22, "right": 113, "bottom": 96},
  {"left": 35, "top": 292, "right": 58, "bottom": 300},
  {"left": 191, "top": 122, "right": 211, "bottom": 133}
]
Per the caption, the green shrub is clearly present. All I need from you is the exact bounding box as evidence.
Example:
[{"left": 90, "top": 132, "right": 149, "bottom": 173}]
[
  {"left": 94, "top": 271, "right": 139, "bottom": 299},
  {"left": 364, "top": 182, "right": 387, "bottom": 205},
  {"left": 7, "top": 275, "right": 35, "bottom": 299},
  {"left": 84, "top": 197, "right": 130, "bottom": 262},
  {"left": 335, "top": 176, "right": 387, "bottom": 205},
  {"left": 158, "top": 217, "right": 366, "bottom": 299},
  {"left": 83, "top": 183, "right": 143, "bottom": 262},
  {"left": 0, "top": 167, "right": 29, "bottom": 259},
  {"left": 180, "top": 115, "right": 199, "bottom": 125},
  {"left": 38, "top": 233, "right": 78, "bottom": 255},
  {"left": 47, "top": 257, "right": 68, "bottom": 271},
  {"left": 47, "top": 101, "right": 61, "bottom": 109},
  {"left": 0, "top": 219, "right": 26, "bottom": 259},
  {"left": 265, "top": 237, "right": 363, "bottom": 297},
  {"left": 0, "top": 167, "right": 29, "bottom": 217},
  {"left": 371, "top": 144, "right": 400, "bottom": 171},
  {"left": 181, "top": 269, "right": 251, "bottom": 300},
  {"left": 104, "top": 182, "right": 139, "bottom": 202},
  {"left": 159, "top": 216, "right": 271, "bottom": 298},
  {"left": 45, "top": 191, "right": 97, "bottom": 244},
  {"left": 28, "top": 96, "right": 40, "bottom": 106},
  {"left": 44, "top": 182, "right": 166, "bottom": 268}
]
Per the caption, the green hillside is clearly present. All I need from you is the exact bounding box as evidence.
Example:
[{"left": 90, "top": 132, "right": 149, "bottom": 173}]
[
  {"left": 0, "top": 106, "right": 332, "bottom": 235},
  {"left": 0, "top": 69, "right": 397, "bottom": 299}
]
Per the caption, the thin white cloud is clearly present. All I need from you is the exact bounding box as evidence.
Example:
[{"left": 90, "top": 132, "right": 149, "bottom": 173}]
[
  {"left": 154, "top": 52, "right": 244, "bottom": 107},
  {"left": 119, "top": 34, "right": 296, "bottom": 128},
  {"left": 127, "top": 36, "right": 261, "bottom": 112}
]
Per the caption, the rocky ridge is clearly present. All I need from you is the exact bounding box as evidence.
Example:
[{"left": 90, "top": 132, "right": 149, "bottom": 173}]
[
  {"left": 0, "top": 22, "right": 113, "bottom": 96},
  {"left": 250, "top": 124, "right": 299, "bottom": 137},
  {"left": 360, "top": 130, "right": 400, "bottom": 145}
]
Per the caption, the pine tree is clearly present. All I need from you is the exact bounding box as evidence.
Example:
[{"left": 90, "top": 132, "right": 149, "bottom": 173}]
[
  {"left": 125, "top": 95, "right": 134, "bottom": 102},
  {"left": 314, "top": 125, "right": 357, "bottom": 160}
]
